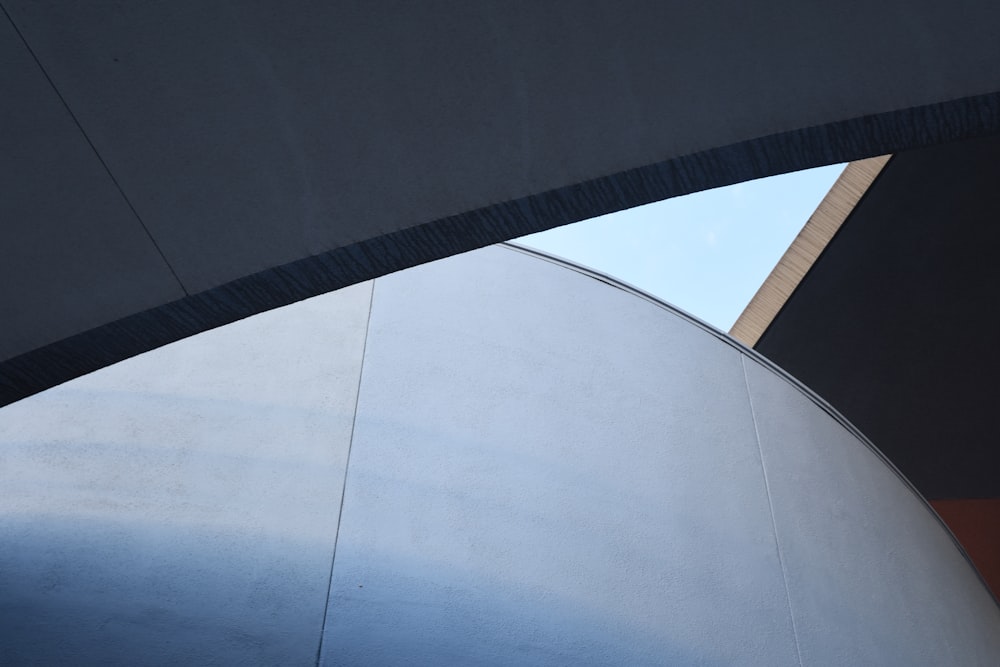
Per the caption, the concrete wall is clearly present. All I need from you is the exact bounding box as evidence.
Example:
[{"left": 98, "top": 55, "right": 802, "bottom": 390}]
[
  {"left": 1, "top": 246, "right": 997, "bottom": 664},
  {"left": 0, "top": 282, "right": 373, "bottom": 664}
]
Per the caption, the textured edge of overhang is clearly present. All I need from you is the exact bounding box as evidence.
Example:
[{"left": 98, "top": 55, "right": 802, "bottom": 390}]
[
  {"left": 3, "top": 91, "right": 1000, "bottom": 407},
  {"left": 729, "top": 154, "right": 892, "bottom": 346}
]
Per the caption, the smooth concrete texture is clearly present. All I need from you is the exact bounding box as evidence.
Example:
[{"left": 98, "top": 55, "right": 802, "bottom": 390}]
[
  {"left": 743, "top": 359, "right": 1000, "bottom": 665},
  {"left": 320, "top": 247, "right": 796, "bottom": 665},
  {"left": 317, "top": 246, "right": 1000, "bottom": 665},
  {"left": 0, "top": 281, "right": 373, "bottom": 665},
  {"left": 3, "top": 246, "right": 999, "bottom": 664},
  {"left": 4, "top": 2, "right": 1000, "bottom": 405}
]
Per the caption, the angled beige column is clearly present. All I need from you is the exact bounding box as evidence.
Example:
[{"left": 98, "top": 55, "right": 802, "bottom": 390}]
[{"left": 730, "top": 155, "right": 891, "bottom": 346}]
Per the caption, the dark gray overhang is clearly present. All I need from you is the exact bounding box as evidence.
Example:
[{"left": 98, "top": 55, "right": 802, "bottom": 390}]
[
  {"left": 3, "top": 2, "right": 1000, "bottom": 406},
  {"left": 752, "top": 134, "right": 1000, "bottom": 500}
]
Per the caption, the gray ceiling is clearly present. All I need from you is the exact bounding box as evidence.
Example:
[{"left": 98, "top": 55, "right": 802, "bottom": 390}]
[{"left": 3, "top": 1, "right": 1000, "bottom": 405}]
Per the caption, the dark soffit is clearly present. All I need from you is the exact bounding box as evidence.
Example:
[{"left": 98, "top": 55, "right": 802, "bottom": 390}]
[{"left": 3, "top": 2, "right": 1000, "bottom": 406}]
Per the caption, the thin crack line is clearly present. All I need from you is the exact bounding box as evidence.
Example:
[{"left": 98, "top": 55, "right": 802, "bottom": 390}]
[
  {"left": 1, "top": 3, "right": 188, "bottom": 296},
  {"left": 742, "top": 355, "right": 805, "bottom": 667},
  {"left": 315, "top": 280, "right": 375, "bottom": 666}
]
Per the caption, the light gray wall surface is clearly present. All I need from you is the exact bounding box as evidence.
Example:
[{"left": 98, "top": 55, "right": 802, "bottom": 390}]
[
  {"left": 743, "top": 359, "right": 1000, "bottom": 665},
  {"left": 320, "top": 246, "right": 1000, "bottom": 665},
  {"left": 0, "top": 281, "right": 373, "bottom": 665},
  {"left": 319, "top": 247, "right": 797, "bottom": 666},
  {"left": 1, "top": 246, "right": 998, "bottom": 664}
]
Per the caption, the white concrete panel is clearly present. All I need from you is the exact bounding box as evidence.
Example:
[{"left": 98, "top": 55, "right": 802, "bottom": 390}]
[
  {"left": 0, "top": 281, "right": 373, "bottom": 665},
  {"left": 5, "top": 242, "right": 998, "bottom": 665},
  {"left": 321, "top": 247, "right": 796, "bottom": 665},
  {"left": 743, "top": 358, "right": 1000, "bottom": 666}
]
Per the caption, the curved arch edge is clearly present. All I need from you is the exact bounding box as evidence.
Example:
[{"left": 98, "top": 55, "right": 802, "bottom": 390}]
[{"left": 4, "top": 91, "right": 1000, "bottom": 407}]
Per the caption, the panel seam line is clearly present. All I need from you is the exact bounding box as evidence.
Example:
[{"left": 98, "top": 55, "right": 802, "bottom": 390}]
[
  {"left": 1, "top": 3, "right": 189, "bottom": 296},
  {"left": 742, "top": 355, "right": 805, "bottom": 667},
  {"left": 314, "top": 280, "right": 375, "bottom": 666}
]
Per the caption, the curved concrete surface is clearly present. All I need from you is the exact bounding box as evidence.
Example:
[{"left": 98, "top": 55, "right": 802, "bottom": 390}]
[
  {"left": 3, "top": 2, "right": 1000, "bottom": 405},
  {"left": 1, "top": 246, "right": 998, "bottom": 664}
]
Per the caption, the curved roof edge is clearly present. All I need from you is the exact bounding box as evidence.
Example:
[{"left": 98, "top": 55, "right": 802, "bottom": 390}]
[
  {"left": 501, "top": 242, "right": 999, "bottom": 608},
  {"left": 3, "top": 91, "right": 1000, "bottom": 408}
]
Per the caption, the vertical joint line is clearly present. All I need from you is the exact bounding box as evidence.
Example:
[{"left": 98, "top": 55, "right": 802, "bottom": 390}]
[
  {"left": 1, "top": 3, "right": 188, "bottom": 296},
  {"left": 315, "top": 280, "right": 376, "bottom": 666},
  {"left": 742, "top": 355, "right": 805, "bottom": 667}
]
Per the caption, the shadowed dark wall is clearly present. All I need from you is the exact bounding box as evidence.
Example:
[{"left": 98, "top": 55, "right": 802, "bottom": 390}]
[{"left": 756, "top": 135, "right": 1000, "bottom": 502}]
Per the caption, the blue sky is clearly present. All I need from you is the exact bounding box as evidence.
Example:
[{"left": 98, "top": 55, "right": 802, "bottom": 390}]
[{"left": 516, "top": 164, "right": 846, "bottom": 331}]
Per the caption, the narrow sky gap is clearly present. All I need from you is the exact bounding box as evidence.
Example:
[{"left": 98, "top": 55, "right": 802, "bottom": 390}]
[{"left": 517, "top": 164, "right": 846, "bottom": 331}]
